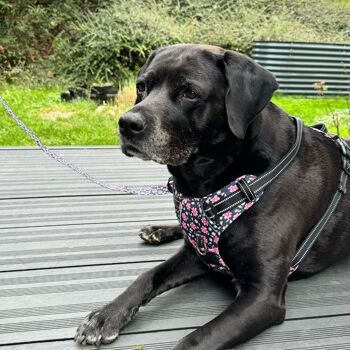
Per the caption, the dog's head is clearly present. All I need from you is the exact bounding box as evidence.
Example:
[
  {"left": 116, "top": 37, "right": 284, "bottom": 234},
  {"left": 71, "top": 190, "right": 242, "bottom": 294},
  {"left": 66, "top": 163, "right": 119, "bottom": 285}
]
[{"left": 118, "top": 44, "right": 278, "bottom": 166}]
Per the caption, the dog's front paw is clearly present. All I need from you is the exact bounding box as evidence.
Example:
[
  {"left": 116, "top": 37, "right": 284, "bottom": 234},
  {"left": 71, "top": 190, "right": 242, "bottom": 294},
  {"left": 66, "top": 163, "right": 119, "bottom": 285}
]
[
  {"left": 139, "top": 225, "right": 182, "bottom": 244},
  {"left": 74, "top": 303, "right": 138, "bottom": 346},
  {"left": 139, "top": 225, "right": 165, "bottom": 244}
]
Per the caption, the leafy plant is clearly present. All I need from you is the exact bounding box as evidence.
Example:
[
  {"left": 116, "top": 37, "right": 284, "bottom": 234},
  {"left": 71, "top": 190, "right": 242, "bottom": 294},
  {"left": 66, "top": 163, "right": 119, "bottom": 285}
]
[
  {"left": 52, "top": 0, "right": 350, "bottom": 85},
  {"left": 0, "top": 0, "right": 106, "bottom": 82},
  {"left": 1, "top": 0, "right": 349, "bottom": 85},
  {"left": 313, "top": 80, "right": 350, "bottom": 136},
  {"left": 318, "top": 109, "right": 350, "bottom": 137}
]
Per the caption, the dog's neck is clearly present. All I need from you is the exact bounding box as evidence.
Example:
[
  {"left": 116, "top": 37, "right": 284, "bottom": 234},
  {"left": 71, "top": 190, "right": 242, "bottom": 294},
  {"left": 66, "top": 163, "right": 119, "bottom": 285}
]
[{"left": 167, "top": 102, "right": 296, "bottom": 197}]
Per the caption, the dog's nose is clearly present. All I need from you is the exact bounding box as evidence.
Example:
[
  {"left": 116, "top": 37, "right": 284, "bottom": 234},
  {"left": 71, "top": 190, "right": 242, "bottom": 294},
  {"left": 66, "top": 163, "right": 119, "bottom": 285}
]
[{"left": 118, "top": 112, "right": 146, "bottom": 136}]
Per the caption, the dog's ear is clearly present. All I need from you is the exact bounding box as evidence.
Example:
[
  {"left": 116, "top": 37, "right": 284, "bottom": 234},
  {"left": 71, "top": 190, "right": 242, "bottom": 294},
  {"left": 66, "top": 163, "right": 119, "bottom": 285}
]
[
  {"left": 135, "top": 49, "right": 160, "bottom": 104},
  {"left": 223, "top": 51, "right": 278, "bottom": 139}
]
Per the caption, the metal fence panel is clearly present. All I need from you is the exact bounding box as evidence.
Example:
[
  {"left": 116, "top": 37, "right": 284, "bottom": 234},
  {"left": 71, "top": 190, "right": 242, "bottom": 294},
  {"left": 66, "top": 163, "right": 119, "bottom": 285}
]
[{"left": 252, "top": 41, "right": 350, "bottom": 95}]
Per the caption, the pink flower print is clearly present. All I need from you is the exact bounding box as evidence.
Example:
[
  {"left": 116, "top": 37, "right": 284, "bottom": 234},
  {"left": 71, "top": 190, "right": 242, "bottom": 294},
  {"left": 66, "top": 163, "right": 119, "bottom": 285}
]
[
  {"left": 228, "top": 185, "right": 238, "bottom": 193},
  {"left": 211, "top": 195, "right": 220, "bottom": 204},
  {"left": 213, "top": 236, "right": 219, "bottom": 243},
  {"left": 181, "top": 222, "right": 187, "bottom": 229},
  {"left": 223, "top": 211, "right": 232, "bottom": 220},
  {"left": 186, "top": 202, "right": 191, "bottom": 210},
  {"left": 219, "top": 258, "right": 225, "bottom": 266},
  {"left": 178, "top": 203, "right": 182, "bottom": 211},
  {"left": 191, "top": 207, "right": 198, "bottom": 216},
  {"left": 201, "top": 226, "right": 208, "bottom": 234},
  {"left": 201, "top": 217, "right": 208, "bottom": 226},
  {"left": 181, "top": 213, "right": 187, "bottom": 221},
  {"left": 244, "top": 202, "right": 253, "bottom": 210},
  {"left": 212, "top": 246, "right": 219, "bottom": 254},
  {"left": 233, "top": 213, "right": 240, "bottom": 220},
  {"left": 190, "top": 222, "right": 197, "bottom": 230}
]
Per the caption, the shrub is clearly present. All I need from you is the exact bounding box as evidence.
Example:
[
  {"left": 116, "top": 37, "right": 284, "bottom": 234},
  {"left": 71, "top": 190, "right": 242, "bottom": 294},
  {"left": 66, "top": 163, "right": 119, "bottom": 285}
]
[
  {"left": 53, "top": 0, "right": 191, "bottom": 85},
  {"left": 0, "top": 0, "right": 106, "bottom": 82},
  {"left": 53, "top": 0, "right": 350, "bottom": 85},
  {"left": 1, "top": 0, "right": 349, "bottom": 85}
]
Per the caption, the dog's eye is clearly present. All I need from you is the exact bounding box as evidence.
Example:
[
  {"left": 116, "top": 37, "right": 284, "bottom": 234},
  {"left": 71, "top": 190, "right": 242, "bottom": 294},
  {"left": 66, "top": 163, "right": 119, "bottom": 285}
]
[
  {"left": 136, "top": 82, "right": 146, "bottom": 94},
  {"left": 183, "top": 89, "right": 198, "bottom": 100}
]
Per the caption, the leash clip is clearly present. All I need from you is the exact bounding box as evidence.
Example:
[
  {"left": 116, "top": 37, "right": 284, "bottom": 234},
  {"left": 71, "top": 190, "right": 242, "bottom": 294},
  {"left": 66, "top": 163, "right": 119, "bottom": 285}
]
[{"left": 167, "top": 177, "right": 174, "bottom": 193}]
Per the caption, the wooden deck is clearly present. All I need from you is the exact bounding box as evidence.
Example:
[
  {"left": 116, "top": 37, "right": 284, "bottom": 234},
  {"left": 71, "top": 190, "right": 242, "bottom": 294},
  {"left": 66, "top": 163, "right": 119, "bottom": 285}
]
[{"left": 1, "top": 147, "right": 350, "bottom": 350}]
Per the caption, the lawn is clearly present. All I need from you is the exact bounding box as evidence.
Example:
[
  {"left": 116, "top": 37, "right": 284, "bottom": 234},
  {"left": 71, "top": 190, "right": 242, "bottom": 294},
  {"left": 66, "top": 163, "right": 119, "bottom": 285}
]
[
  {"left": 0, "top": 83, "right": 349, "bottom": 146},
  {"left": 0, "top": 84, "right": 134, "bottom": 146},
  {"left": 329, "top": 0, "right": 350, "bottom": 8},
  {"left": 272, "top": 95, "right": 350, "bottom": 136}
]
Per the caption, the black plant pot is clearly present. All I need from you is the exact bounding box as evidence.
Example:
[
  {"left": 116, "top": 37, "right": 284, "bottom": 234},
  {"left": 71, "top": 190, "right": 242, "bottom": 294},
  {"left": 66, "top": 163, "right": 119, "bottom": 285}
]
[
  {"left": 60, "top": 87, "right": 88, "bottom": 101},
  {"left": 60, "top": 84, "right": 118, "bottom": 104},
  {"left": 90, "top": 85, "right": 118, "bottom": 103}
]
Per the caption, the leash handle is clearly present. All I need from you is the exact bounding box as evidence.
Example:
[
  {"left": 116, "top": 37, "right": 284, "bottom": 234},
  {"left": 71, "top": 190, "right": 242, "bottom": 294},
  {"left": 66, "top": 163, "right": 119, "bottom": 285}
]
[{"left": 0, "top": 96, "right": 169, "bottom": 196}]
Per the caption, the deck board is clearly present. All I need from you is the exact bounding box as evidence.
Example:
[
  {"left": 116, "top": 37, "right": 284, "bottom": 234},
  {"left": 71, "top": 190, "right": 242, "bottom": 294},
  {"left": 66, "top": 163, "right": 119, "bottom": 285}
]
[
  {"left": 0, "top": 148, "right": 169, "bottom": 199},
  {"left": 0, "top": 195, "right": 175, "bottom": 229},
  {"left": 0, "top": 221, "right": 179, "bottom": 271},
  {"left": 1, "top": 147, "right": 350, "bottom": 349}
]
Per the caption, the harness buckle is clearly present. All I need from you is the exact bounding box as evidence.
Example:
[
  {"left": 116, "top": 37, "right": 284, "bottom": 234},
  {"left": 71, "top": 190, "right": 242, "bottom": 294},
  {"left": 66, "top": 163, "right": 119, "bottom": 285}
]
[
  {"left": 338, "top": 139, "right": 350, "bottom": 159},
  {"left": 237, "top": 178, "right": 256, "bottom": 202},
  {"left": 344, "top": 158, "right": 350, "bottom": 177},
  {"left": 336, "top": 139, "right": 350, "bottom": 177},
  {"left": 204, "top": 205, "right": 217, "bottom": 220}
]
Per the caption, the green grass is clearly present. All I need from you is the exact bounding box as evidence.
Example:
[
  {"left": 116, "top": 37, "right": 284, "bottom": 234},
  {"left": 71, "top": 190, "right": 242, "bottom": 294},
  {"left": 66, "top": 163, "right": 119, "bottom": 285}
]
[
  {"left": 0, "top": 84, "right": 349, "bottom": 146},
  {"left": 0, "top": 84, "right": 129, "bottom": 146},
  {"left": 327, "top": 0, "right": 350, "bottom": 8},
  {"left": 272, "top": 95, "right": 350, "bottom": 136}
]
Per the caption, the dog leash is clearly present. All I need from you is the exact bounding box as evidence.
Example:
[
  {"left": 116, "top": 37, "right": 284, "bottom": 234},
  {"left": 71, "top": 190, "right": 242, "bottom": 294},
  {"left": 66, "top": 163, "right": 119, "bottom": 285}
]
[{"left": 0, "top": 96, "right": 169, "bottom": 196}]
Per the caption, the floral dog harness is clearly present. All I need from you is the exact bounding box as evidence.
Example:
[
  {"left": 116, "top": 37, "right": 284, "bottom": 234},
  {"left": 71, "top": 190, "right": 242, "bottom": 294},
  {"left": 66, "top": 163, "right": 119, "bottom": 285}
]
[
  {"left": 167, "top": 118, "right": 350, "bottom": 278},
  {"left": 168, "top": 175, "right": 263, "bottom": 275}
]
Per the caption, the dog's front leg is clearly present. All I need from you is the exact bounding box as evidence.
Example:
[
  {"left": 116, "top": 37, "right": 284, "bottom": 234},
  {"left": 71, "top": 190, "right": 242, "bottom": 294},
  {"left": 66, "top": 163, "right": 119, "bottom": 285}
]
[
  {"left": 173, "top": 281, "right": 287, "bottom": 350},
  {"left": 75, "top": 245, "right": 207, "bottom": 346}
]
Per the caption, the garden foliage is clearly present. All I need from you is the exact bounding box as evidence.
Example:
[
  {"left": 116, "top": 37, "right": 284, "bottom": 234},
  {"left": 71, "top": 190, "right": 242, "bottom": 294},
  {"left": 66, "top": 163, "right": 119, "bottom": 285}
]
[{"left": 0, "top": 0, "right": 349, "bottom": 85}]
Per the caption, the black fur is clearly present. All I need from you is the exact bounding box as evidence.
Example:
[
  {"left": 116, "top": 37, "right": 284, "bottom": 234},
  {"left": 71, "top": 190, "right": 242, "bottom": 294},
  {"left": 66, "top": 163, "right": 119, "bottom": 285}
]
[{"left": 75, "top": 44, "right": 350, "bottom": 349}]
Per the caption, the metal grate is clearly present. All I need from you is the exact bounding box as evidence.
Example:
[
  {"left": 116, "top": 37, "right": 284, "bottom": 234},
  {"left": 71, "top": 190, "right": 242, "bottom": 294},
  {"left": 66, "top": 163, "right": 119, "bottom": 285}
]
[{"left": 252, "top": 41, "right": 350, "bottom": 95}]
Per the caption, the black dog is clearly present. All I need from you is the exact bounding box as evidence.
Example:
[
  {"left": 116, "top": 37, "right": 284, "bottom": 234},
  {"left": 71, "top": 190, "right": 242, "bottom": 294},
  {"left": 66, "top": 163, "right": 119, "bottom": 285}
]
[{"left": 75, "top": 44, "right": 350, "bottom": 349}]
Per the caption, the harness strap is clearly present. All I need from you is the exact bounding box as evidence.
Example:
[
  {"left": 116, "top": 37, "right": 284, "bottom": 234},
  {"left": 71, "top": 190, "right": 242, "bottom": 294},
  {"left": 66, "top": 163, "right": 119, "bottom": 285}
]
[
  {"left": 205, "top": 117, "right": 304, "bottom": 219},
  {"left": 290, "top": 137, "right": 350, "bottom": 269}
]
